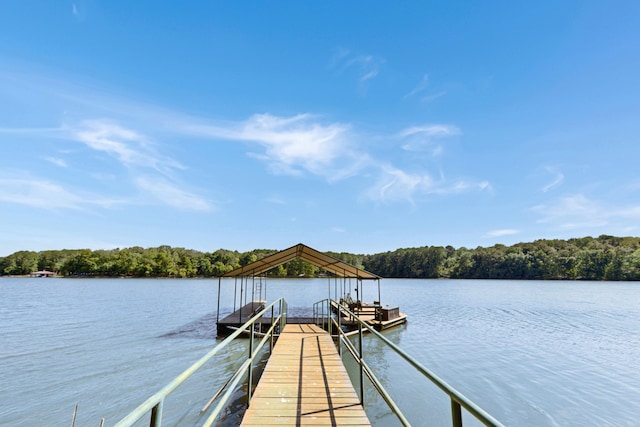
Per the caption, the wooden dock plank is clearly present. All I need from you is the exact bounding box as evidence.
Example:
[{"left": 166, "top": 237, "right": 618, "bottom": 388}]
[{"left": 240, "top": 324, "right": 371, "bottom": 426}]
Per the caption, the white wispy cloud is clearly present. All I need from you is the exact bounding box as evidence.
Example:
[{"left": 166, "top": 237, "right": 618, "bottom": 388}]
[
  {"left": 6, "top": 116, "right": 484, "bottom": 211},
  {"left": 532, "top": 194, "right": 640, "bottom": 231},
  {"left": 44, "top": 157, "right": 68, "bottom": 168},
  {"left": 0, "top": 178, "right": 82, "bottom": 209},
  {"left": 398, "top": 124, "right": 461, "bottom": 154},
  {"left": 542, "top": 167, "right": 564, "bottom": 192},
  {"left": 265, "top": 195, "right": 286, "bottom": 205},
  {"left": 360, "top": 70, "right": 378, "bottom": 82},
  {"left": 1, "top": 68, "right": 487, "bottom": 210},
  {"left": 134, "top": 176, "right": 212, "bottom": 212},
  {"left": 398, "top": 125, "right": 461, "bottom": 139},
  {"left": 485, "top": 229, "right": 520, "bottom": 238},
  {"left": 183, "top": 113, "right": 487, "bottom": 204},
  {"left": 348, "top": 55, "right": 383, "bottom": 82},
  {"left": 71, "top": 3, "right": 87, "bottom": 22},
  {"left": 183, "top": 113, "right": 362, "bottom": 180},
  {"left": 328, "top": 47, "right": 351, "bottom": 68},
  {"left": 442, "top": 180, "right": 492, "bottom": 194},
  {"left": 69, "top": 119, "right": 211, "bottom": 211},
  {"left": 72, "top": 119, "right": 185, "bottom": 174},
  {"left": 74, "top": 120, "right": 143, "bottom": 162},
  {"left": 421, "top": 91, "right": 447, "bottom": 103},
  {"left": 179, "top": 112, "right": 486, "bottom": 205},
  {"left": 241, "top": 114, "right": 348, "bottom": 175},
  {"left": 404, "top": 74, "right": 430, "bottom": 98},
  {"left": 179, "top": 111, "right": 490, "bottom": 205},
  {"left": 366, "top": 165, "right": 433, "bottom": 204},
  {"left": 404, "top": 74, "right": 446, "bottom": 103},
  {"left": 362, "top": 164, "right": 489, "bottom": 203},
  {"left": 533, "top": 194, "right": 602, "bottom": 228},
  {"left": 0, "top": 177, "right": 122, "bottom": 210},
  {"left": 330, "top": 49, "right": 384, "bottom": 90}
]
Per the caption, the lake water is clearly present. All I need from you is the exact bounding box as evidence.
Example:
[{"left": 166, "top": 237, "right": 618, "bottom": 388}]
[{"left": 1, "top": 278, "right": 639, "bottom": 426}]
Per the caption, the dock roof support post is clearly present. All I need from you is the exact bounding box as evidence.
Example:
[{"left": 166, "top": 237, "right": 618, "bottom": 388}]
[
  {"left": 327, "top": 278, "right": 331, "bottom": 306},
  {"left": 233, "top": 277, "right": 238, "bottom": 312},
  {"left": 216, "top": 277, "right": 221, "bottom": 324},
  {"left": 239, "top": 277, "right": 244, "bottom": 324}
]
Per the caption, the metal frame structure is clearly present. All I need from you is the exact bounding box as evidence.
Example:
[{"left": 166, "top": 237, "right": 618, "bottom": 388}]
[
  {"left": 216, "top": 243, "right": 382, "bottom": 325},
  {"left": 220, "top": 243, "right": 380, "bottom": 279},
  {"left": 113, "top": 299, "right": 288, "bottom": 427},
  {"left": 314, "top": 299, "right": 506, "bottom": 427}
]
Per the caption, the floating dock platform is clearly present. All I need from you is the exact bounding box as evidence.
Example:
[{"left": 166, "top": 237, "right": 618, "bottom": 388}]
[
  {"left": 217, "top": 301, "right": 267, "bottom": 336},
  {"left": 333, "top": 300, "right": 407, "bottom": 331}
]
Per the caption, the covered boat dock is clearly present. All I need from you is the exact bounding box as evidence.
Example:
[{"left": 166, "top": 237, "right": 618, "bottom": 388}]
[{"left": 215, "top": 243, "right": 405, "bottom": 335}]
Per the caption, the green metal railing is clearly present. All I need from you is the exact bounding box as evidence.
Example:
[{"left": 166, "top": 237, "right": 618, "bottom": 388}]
[
  {"left": 113, "top": 298, "right": 287, "bottom": 427},
  {"left": 314, "top": 299, "right": 505, "bottom": 427}
]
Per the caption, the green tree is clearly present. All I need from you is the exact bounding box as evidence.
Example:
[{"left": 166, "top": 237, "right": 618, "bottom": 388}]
[
  {"left": 2, "top": 251, "right": 39, "bottom": 275},
  {"left": 60, "top": 250, "right": 98, "bottom": 276}
]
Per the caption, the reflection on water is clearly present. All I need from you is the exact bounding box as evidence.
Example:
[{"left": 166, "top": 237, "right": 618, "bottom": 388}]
[{"left": 1, "top": 278, "right": 639, "bottom": 426}]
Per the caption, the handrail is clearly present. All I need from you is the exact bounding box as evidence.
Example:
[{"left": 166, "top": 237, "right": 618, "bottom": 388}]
[
  {"left": 113, "top": 298, "right": 287, "bottom": 427},
  {"left": 315, "top": 298, "right": 505, "bottom": 427}
]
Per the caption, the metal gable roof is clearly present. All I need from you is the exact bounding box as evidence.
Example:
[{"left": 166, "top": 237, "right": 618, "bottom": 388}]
[{"left": 221, "top": 243, "right": 380, "bottom": 279}]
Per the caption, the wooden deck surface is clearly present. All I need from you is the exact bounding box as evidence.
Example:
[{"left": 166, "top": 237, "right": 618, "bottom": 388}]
[
  {"left": 240, "top": 324, "right": 371, "bottom": 426},
  {"left": 217, "top": 302, "right": 266, "bottom": 335}
]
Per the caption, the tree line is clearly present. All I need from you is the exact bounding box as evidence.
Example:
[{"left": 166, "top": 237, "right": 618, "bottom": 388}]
[
  {"left": 364, "top": 235, "right": 640, "bottom": 281},
  {"left": 1, "top": 235, "right": 639, "bottom": 281}
]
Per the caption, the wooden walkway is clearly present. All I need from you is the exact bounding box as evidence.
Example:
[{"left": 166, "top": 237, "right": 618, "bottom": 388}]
[{"left": 240, "top": 324, "right": 371, "bottom": 426}]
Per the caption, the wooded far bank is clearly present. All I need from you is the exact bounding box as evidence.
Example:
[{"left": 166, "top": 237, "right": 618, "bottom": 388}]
[{"left": 2, "top": 235, "right": 640, "bottom": 281}]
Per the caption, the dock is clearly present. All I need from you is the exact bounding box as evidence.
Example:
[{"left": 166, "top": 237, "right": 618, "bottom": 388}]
[
  {"left": 218, "top": 300, "right": 406, "bottom": 337},
  {"left": 240, "top": 323, "right": 371, "bottom": 426},
  {"left": 332, "top": 300, "right": 408, "bottom": 331},
  {"left": 217, "top": 301, "right": 267, "bottom": 336},
  {"left": 113, "top": 244, "right": 502, "bottom": 427}
]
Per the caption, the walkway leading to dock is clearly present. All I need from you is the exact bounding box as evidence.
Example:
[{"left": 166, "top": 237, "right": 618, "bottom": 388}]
[{"left": 240, "top": 323, "right": 371, "bottom": 426}]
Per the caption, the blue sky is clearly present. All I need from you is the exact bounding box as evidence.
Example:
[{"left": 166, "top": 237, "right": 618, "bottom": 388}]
[{"left": 1, "top": 1, "right": 639, "bottom": 256}]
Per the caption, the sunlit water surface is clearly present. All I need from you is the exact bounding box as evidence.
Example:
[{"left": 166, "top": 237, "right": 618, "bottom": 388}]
[{"left": 1, "top": 278, "right": 638, "bottom": 426}]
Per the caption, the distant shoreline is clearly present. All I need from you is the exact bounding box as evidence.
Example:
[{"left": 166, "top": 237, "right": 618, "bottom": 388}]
[
  {"left": 2, "top": 235, "right": 639, "bottom": 281},
  {"left": 4, "top": 274, "right": 637, "bottom": 282}
]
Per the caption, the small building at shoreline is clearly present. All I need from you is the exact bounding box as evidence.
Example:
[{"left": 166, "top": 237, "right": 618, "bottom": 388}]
[{"left": 29, "top": 270, "right": 57, "bottom": 278}]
